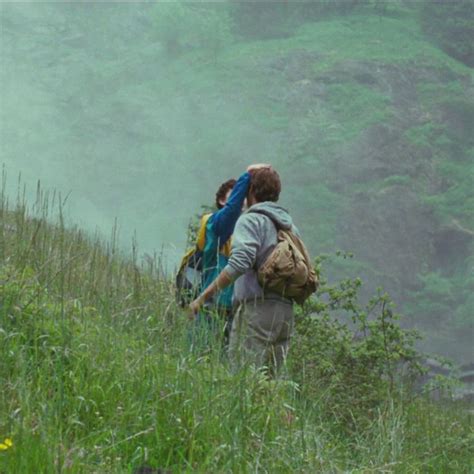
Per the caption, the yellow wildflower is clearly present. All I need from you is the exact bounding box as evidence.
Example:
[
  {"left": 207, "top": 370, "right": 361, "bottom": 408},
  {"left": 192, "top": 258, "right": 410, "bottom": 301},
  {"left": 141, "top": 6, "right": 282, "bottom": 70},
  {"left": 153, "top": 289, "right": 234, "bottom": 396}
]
[{"left": 0, "top": 438, "right": 13, "bottom": 451}]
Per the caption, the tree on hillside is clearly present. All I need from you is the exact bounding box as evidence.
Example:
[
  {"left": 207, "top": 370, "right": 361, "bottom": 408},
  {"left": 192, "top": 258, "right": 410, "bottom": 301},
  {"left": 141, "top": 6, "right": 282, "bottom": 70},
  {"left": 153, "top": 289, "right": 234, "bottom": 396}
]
[
  {"left": 421, "top": 0, "right": 474, "bottom": 67},
  {"left": 152, "top": 2, "right": 232, "bottom": 60}
]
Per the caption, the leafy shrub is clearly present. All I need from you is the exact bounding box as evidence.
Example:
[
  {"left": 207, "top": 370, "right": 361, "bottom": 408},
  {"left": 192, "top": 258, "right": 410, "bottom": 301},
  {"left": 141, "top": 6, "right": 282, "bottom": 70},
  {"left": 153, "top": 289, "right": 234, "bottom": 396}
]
[
  {"left": 290, "top": 254, "right": 423, "bottom": 428},
  {"left": 1, "top": 206, "right": 472, "bottom": 472}
]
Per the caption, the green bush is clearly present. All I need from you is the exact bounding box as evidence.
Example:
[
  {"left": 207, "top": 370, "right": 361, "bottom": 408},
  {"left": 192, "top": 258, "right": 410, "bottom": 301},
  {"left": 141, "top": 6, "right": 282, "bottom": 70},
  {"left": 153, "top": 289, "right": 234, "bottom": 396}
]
[
  {"left": 290, "top": 254, "right": 423, "bottom": 429},
  {"left": 1, "top": 204, "right": 472, "bottom": 472}
]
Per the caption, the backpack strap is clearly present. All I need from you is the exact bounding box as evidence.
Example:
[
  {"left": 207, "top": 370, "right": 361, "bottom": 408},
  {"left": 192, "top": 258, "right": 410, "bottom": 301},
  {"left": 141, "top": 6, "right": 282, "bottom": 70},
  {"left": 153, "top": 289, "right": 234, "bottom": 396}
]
[
  {"left": 196, "top": 213, "right": 212, "bottom": 251},
  {"left": 177, "top": 213, "right": 211, "bottom": 275},
  {"left": 246, "top": 207, "right": 284, "bottom": 272}
]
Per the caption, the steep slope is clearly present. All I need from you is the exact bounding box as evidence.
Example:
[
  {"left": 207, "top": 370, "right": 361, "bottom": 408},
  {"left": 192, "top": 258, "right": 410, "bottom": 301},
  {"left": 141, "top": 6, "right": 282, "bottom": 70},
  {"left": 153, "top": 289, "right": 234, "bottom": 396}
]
[{"left": 1, "top": 187, "right": 473, "bottom": 473}]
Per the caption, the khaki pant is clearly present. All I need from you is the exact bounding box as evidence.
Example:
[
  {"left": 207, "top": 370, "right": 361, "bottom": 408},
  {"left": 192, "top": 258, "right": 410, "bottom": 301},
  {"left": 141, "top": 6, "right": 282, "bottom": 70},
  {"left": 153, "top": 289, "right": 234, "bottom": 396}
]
[{"left": 228, "top": 299, "right": 294, "bottom": 373}]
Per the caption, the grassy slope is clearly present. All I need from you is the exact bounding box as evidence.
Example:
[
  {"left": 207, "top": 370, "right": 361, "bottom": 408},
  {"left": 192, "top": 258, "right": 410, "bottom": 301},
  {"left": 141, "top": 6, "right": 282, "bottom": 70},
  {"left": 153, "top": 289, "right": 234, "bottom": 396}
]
[
  {"left": 0, "top": 187, "right": 473, "bottom": 472},
  {"left": 0, "top": 9, "right": 473, "bottom": 470}
]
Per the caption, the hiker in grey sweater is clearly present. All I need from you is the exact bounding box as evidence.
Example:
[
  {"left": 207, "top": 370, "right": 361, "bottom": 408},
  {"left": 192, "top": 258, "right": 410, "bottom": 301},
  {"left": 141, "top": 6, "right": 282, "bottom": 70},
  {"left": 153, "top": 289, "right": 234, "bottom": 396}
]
[{"left": 190, "top": 167, "right": 296, "bottom": 372}]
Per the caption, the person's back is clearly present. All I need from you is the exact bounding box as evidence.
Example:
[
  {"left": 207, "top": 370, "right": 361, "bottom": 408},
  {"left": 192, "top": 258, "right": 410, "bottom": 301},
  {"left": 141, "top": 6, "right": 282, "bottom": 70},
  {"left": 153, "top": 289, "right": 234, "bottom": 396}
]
[
  {"left": 226, "top": 201, "right": 298, "bottom": 306},
  {"left": 189, "top": 164, "right": 271, "bottom": 349},
  {"left": 223, "top": 168, "right": 297, "bottom": 373},
  {"left": 190, "top": 174, "right": 247, "bottom": 349},
  {"left": 199, "top": 177, "right": 239, "bottom": 312}
]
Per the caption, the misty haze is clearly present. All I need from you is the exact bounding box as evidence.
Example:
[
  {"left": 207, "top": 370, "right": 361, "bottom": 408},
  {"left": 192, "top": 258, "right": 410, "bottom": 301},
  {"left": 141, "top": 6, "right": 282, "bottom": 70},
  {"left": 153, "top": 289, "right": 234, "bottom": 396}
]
[{"left": 0, "top": 2, "right": 473, "bottom": 471}]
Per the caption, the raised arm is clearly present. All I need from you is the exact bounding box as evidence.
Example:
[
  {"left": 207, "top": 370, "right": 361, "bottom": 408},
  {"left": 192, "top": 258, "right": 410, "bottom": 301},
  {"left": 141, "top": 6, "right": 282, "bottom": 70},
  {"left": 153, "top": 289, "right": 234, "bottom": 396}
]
[
  {"left": 210, "top": 171, "right": 251, "bottom": 243},
  {"left": 211, "top": 164, "right": 271, "bottom": 243}
]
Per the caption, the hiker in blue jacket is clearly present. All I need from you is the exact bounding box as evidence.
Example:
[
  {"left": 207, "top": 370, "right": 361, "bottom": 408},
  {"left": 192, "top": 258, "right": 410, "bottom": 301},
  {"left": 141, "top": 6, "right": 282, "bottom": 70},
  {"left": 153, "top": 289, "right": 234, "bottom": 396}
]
[
  {"left": 191, "top": 163, "right": 270, "bottom": 349},
  {"left": 190, "top": 167, "right": 309, "bottom": 373}
]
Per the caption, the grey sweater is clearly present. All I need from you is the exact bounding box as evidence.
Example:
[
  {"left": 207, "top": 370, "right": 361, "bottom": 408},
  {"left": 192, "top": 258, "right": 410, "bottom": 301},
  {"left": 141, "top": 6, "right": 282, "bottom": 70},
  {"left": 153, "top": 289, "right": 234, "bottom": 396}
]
[{"left": 224, "top": 202, "right": 298, "bottom": 305}]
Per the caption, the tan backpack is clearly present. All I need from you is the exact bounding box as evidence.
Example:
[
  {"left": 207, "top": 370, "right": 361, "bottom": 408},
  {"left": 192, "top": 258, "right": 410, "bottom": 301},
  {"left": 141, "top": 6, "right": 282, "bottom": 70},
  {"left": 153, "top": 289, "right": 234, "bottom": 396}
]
[{"left": 251, "top": 211, "right": 318, "bottom": 304}]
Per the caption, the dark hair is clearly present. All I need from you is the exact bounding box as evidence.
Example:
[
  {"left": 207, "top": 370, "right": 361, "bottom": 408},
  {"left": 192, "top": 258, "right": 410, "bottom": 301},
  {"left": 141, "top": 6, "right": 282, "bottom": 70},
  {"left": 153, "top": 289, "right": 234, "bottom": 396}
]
[
  {"left": 249, "top": 168, "right": 281, "bottom": 203},
  {"left": 215, "top": 178, "right": 236, "bottom": 209}
]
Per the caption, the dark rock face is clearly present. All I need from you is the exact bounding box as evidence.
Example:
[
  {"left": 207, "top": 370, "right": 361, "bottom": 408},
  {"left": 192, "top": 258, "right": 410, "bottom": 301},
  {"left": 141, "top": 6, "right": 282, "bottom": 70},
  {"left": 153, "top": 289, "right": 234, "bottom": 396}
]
[
  {"left": 439, "top": 102, "right": 474, "bottom": 146},
  {"left": 255, "top": 51, "right": 472, "bottom": 362},
  {"left": 263, "top": 50, "right": 474, "bottom": 322},
  {"left": 420, "top": 1, "right": 474, "bottom": 68},
  {"left": 455, "top": 362, "right": 474, "bottom": 404},
  {"left": 343, "top": 187, "right": 434, "bottom": 295},
  {"left": 433, "top": 226, "right": 473, "bottom": 270},
  {"left": 265, "top": 50, "right": 325, "bottom": 82}
]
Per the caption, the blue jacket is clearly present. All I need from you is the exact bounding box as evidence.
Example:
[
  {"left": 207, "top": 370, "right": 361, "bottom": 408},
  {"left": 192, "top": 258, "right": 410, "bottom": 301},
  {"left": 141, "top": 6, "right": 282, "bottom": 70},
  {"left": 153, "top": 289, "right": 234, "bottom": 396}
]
[{"left": 201, "top": 171, "right": 251, "bottom": 309}]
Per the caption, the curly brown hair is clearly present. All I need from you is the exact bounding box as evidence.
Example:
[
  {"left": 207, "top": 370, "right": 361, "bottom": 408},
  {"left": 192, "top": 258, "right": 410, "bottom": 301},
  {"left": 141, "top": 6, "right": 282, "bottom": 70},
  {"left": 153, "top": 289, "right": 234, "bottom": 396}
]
[
  {"left": 215, "top": 178, "right": 236, "bottom": 209},
  {"left": 249, "top": 168, "right": 281, "bottom": 203}
]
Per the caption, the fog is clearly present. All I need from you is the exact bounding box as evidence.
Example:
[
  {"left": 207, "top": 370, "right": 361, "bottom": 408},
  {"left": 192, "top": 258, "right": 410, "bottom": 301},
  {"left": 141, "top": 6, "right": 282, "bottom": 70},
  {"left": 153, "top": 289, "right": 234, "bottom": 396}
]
[
  {"left": 0, "top": 3, "right": 259, "bottom": 266},
  {"left": 1, "top": 2, "right": 472, "bottom": 362}
]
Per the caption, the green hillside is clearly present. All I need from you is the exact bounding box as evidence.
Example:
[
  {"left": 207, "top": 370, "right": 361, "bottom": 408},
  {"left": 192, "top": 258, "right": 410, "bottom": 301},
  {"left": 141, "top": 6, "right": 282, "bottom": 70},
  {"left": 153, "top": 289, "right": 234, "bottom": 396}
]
[
  {"left": 1, "top": 188, "right": 473, "bottom": 472},
  {"left": 1, "top": 2, "right": 472, "bottom": 363}
]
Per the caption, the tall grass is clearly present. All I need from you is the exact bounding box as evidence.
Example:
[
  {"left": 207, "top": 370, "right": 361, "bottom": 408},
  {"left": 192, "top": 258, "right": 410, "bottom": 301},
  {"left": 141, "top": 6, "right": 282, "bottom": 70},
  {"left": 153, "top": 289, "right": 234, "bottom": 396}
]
[{"left": 0, "top": 175, "right": 472, "bottom": 473}]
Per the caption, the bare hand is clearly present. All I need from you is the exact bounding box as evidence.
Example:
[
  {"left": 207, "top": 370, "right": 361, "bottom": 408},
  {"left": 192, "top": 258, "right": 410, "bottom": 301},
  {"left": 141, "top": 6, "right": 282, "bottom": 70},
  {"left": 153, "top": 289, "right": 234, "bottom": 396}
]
[
  {"left": 189, "top": 297, "right": 204, "bottom": 319},
  {"left": 247, "top": 163, "right": 271, "bottom": 173}
]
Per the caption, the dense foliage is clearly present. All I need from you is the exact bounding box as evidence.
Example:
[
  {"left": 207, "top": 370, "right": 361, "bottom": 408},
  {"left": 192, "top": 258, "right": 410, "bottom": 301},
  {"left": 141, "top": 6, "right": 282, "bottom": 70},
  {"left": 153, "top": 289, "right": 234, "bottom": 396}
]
[
  {"left": 1, "top": 191, "right": 472, "bottom": 472},
  {"left": 1, "top": 6, "right": 472, "bottom": 471},
  {"left": 292, "top": 254, "right": 423, "bottom": 429}
]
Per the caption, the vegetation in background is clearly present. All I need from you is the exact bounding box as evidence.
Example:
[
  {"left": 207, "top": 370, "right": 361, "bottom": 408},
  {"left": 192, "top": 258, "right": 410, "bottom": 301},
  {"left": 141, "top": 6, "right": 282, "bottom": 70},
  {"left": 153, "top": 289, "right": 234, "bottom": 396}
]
[
  {"left": 152, "top": 3, "right": 232, "bottom": 61},
  {"left": 0, "top": 181, "right": 472, "bottom": 472},
  {"left": 420, "top": 0, "right": 474, "bottom": 67},
  {"left": 292, "top": 254, "right": 423, "bottom": 429},
  {"left": 0, "top": 2, "right": 472, "bottom": 364}
]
